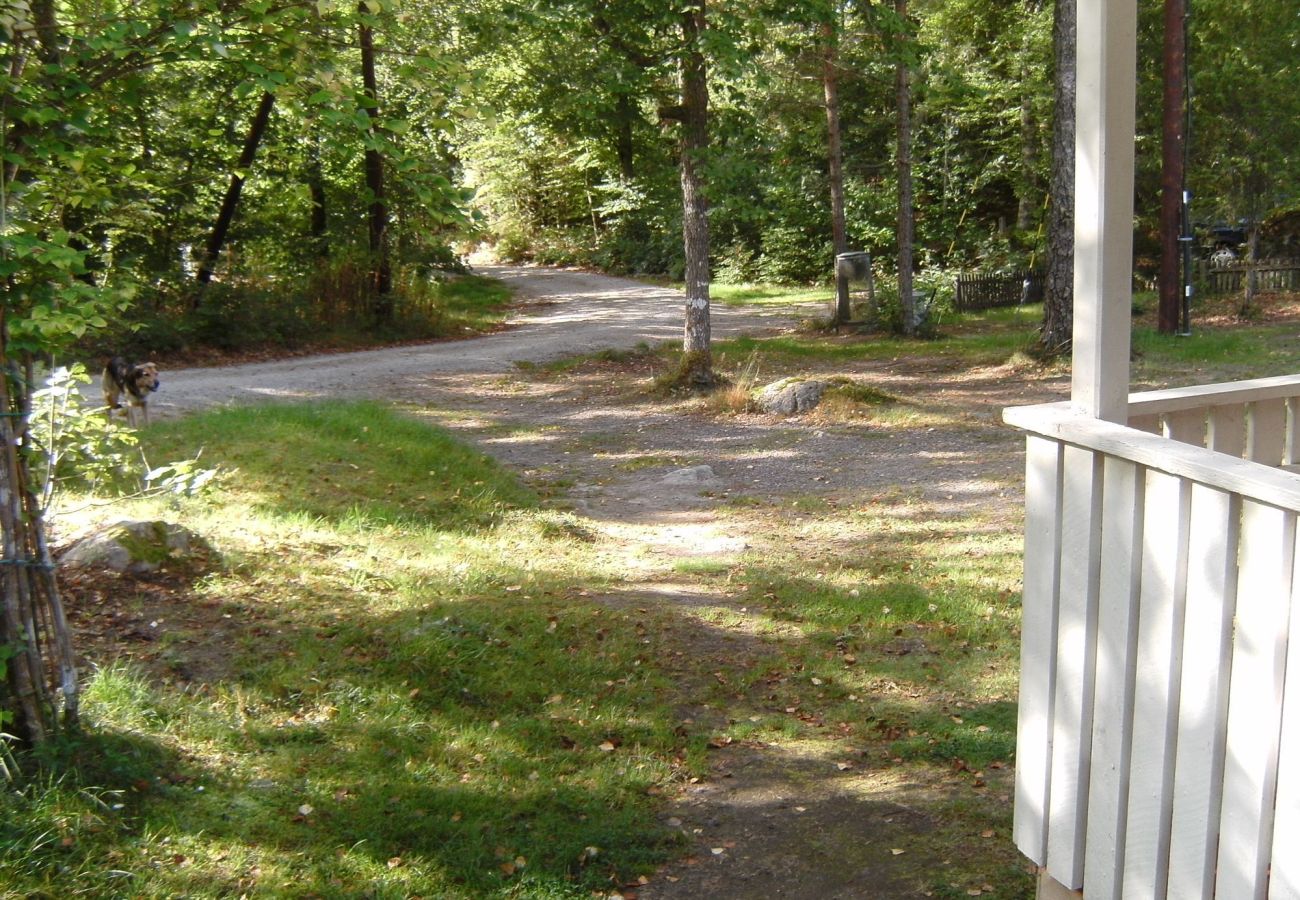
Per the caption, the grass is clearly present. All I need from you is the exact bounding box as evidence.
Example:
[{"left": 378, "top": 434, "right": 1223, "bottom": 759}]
[
  {"left": 13, "top": 286, "right": 1300, "bottom": 897},
  {"left": 417, "top": 274, "right": 516, "bottom": 336},
  {"left": 3, "top": 402, "right": 698, "bottom": 898}
]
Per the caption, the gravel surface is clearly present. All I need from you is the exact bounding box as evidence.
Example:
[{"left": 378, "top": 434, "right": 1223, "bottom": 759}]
[{"left": 150, "top": 265, "right": 813, "bottom": 419}]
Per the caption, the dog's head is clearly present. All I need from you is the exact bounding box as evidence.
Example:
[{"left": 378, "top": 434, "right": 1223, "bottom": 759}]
[{"left": 131, "top": 362, "right": 160, "bottom": 394}]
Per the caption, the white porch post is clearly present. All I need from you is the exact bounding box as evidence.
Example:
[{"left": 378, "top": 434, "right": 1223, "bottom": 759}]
[{"left": 1072, "top": 0, "right": 1138, "bottom": 423}]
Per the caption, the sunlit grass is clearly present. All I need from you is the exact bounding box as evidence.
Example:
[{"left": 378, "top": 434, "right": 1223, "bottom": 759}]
[{"left": 4, "top": 403, "right": 695, "bottom": 898}]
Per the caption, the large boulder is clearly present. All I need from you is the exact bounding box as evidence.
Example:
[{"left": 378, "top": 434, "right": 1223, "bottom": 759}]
[
  {"left": 756, "top": 379, "right": 828, "bottom": 416},
  {"left": 61, "top": 520, "right": 215, "bottom": 574}
]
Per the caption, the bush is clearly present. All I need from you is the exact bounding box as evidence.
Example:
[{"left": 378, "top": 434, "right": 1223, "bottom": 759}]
[{"left": 756, "top": 225, "right": 831, "bottom": 285}]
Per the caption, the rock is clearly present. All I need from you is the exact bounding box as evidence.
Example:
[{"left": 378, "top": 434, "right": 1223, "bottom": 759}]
[
  {"left": 660, "top": 465, "right": 721, "bottom": 486},
  {"left": 61, "top": 520, "right": 215, "bottom": 574},
  {"left": 757, "top": 379, "right": 828, "bottom": 416}
]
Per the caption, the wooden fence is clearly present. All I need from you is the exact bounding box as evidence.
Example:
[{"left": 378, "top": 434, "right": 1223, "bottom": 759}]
[
  {"left": 954, "top": 269, "right": 1045, "bottom": 311},
  {"left": 1198, "top": 258, "right": 1300, "bottom": 295}
]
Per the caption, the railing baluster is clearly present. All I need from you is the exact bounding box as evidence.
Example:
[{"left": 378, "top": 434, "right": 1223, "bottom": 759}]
[
  {"left": 1167, "top": 485, "right": 1240, "bottom": 900},
  {"left": 1083, "top": 457, "right": 1145, "bottom": 900},
  {"left": 1208, "top": 405, "right": 1247, "bottom": 458},
  {"left": 1164, "top": 409, "right": 1207, "bottom": 447},
  {"left": 1269, "top": 520, "right": 1300, "bottom": 899},
  {"left": 1216, "top": 502, "right": 1294, "bottom": 899},
  {"left": 1285, "top": 397, "right": 1300, "bottom": 466},
  {"left": 1015, "top": 436, "right": 1066, "bottom": 864},
  {"left": 1046, "top": 446, "right": 1104, "bottom": 889},
  {"left": 1122, "top": 471, "right": 1192, "bottom": 900},
  {"left": 1129, "top": 414, "right": 1162, "bottom": 435},
  {"left": 1247, "top": 399, "right": 1287, "bottom": 466}
]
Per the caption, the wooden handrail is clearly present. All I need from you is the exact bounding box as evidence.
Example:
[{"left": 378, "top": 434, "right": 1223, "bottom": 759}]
[
  {"left": 1003, "top": 400, "right": 1300, "bottom": 510},
  {"left": 1126, "top": 373, "right": 1300, "bottom": 415}
]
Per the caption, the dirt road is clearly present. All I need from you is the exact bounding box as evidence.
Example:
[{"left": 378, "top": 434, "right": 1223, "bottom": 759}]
[{"left": 152, "top": 265, "right": 812, "bottom": 419}]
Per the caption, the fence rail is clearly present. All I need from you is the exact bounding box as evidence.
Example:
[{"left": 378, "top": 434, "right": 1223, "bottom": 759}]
[
  {"left": 954, "top": 269, "right": 1044, "bottom": 311},
  {"left": 1198, "top": 257, "right": 1300, "bottom": 295}
]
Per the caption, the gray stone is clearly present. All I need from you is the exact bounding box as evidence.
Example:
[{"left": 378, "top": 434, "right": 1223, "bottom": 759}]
[
  {"left": 757, "top": 379, "right": 828, "bottom": 416},
  {"left": 61, "top": 520, "right": 215, "bottom": 574},
  {"left": 659, "top": 465, "right": 720, "bottom": 486}
]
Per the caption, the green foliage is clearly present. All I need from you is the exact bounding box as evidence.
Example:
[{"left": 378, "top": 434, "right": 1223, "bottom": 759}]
[
  {"left": 27, "top": 364, "right": 218, "bottom": 514},
  {"left": 28, "top": 366, "right": 142, "bottom": 505}
]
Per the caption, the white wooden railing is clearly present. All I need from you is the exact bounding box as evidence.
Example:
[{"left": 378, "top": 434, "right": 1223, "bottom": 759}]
[{"left": 1003, "top": 374, "right": 1300, "bottom": 899}]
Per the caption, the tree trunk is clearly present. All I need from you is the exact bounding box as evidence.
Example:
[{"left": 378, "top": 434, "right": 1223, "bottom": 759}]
[
  {"left": 895, "top": 0, "right": 916, "bottom": 336},
  {"left": 0, "top": 0, "right": 80, "bottom": 749},
  {"left": 0, "top": 351, "right": 78, "bottom": 748},
  {"left": 678, "top": 0, "right": 713, "bottom": 386},
  {"left": 822, "top": 19, "right": 851, "bottom": 324},
  {"left": 1158, "top": 0, "right": 1187, "bottom": 333},
  {"left": 359, "top": 3, "right": 393, "bottom": 315},
  {"left": 308, "top": 133, "right": 330, "bottom": 260},
  {"left": 194, "top": 91, "right": 276, "bottom": 295},
  {"left": 1039, "top": 0, "right": 1076, "bottom": 354},
  {"left": 615, "top": 93, "right": 637, "bottom": 182}
]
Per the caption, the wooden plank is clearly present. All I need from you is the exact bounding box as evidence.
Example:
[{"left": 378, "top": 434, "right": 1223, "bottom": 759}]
[
  {"left": 1167, "top": 485, "right": 1239, "bottom": 900},
  {"left": 1126, "top": 373, "right": 1300, "bottom": 416},
  {"left": 1285, "top": 397, "right": 1300, "bottom": 466},
  {"left": 1163, "top": 409, "right": 1206, "bottom": 447},
  {"left": 1128, "top": 414, "right": 1162, "bottom": 435},
  {"left": 1208, "top": 405, "right": 1247, "bottom": 459},
  {"left": 1037, "top": 869, "right": 1083, "bottom": 899},
  {"left": 1246, "top": 398, "right": 1287, "bottom": 466},
  {"left": 1269, "top": 520, "right": 1300, "bottom": 900},
  {"left": 1046, "top": 445, "right": 1103, "bottom": 889},
  {"left": 1015, "top": 436, "right": 1066, "bottom": 864},
  {"left": 1082, "top": 458, "right": 1145, "bottom": 900},
  {"left": 1216, "top": 501, "right": 1294, "bottom": 899},
  {"left": 1121, "top": 470, "right": 1191, "bottom": 900},
  {"left": 1003, "top": 403, "right": 1300, "bottom": 512}
]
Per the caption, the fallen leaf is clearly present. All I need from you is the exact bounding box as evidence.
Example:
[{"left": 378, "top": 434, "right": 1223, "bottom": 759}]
[
  {"left": 891, "top": 848, "right": 905, "bottom": 855},
  {"left": 980, "top": 829, "right": 995, "bottom": 838},
  {"left": 298, "top": 804, "right": 314, "bottom": 817}
]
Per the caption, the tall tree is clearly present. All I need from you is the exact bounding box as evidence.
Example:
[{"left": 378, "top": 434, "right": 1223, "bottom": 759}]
[
  {"left": 1039, "top": 0, "right": 1075, "bottom": 354},
  {"left": 822, "top": 13, "right": 852, "bottom": 323},
  {"left": 666, "top": 0, "right": 715, "bottom": 386},
  {"left": 894, "top": 0, "right": 916, "bottom": 335},
  {"left": 195, "top": 91, "right": 277, "bottom": 293},
  {"left": 358, "top": 1, "right": 393, "bottom": 312},
  {"left": 1157, "top": 0, "right": 1187, "bottom": 333}
]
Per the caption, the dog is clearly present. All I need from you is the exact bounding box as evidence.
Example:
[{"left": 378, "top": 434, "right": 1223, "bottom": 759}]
[{"left": 102, "top": 357, "right": 160, "bottom": 427}]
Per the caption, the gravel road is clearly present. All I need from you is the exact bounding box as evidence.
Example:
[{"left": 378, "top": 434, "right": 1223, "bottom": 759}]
[{"left": 150, "top": 265, "right": 814, "bottom": 419}]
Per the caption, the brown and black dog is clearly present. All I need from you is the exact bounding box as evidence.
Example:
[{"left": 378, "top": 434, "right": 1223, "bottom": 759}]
[{"left": 102, "top": 357, "right": 160, "bottom": 427}]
